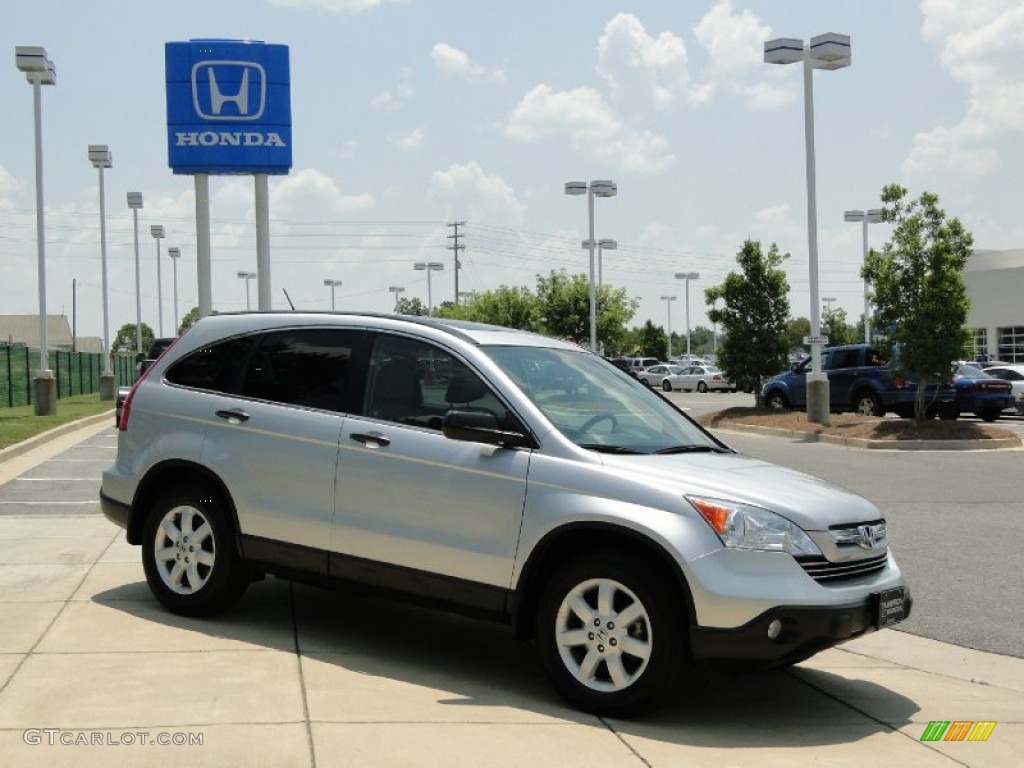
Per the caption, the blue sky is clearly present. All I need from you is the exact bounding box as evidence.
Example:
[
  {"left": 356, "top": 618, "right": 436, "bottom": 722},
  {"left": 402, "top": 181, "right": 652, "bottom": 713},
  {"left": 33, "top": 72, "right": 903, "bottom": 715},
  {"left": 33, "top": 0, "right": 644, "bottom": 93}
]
[{"left": 3, "top": 0, "right": 1022, "bottom": 343}]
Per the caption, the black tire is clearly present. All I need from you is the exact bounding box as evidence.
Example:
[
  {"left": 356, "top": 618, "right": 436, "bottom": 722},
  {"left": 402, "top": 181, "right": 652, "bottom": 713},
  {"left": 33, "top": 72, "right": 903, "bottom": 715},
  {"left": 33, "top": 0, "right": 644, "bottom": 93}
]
[
  {"left": 765, "top": 391, "right": 789, "bottom": 410},
  {"left": 662, "top": 379, "right": 672, "bottom": 392},
  {"left": 893, "top": 404, "right": 914, "bottom": 419},
  {"left": 977, "top": 409, "right": 1001, "bottom": 423},
  {"left": 853, "top": 390, "right": 884, "bottom": 417},
  {"left": 536, "top": 552, "right": 688, "bottom": 717},
  {"left": 697, "top": 381, "right": 708, "bottom": 393},
  {"left": 142, "top": 482, "right": 248, "bottom": 617},
  {"left": 939, "top": 406, "right": 959, "bottom": 421}
]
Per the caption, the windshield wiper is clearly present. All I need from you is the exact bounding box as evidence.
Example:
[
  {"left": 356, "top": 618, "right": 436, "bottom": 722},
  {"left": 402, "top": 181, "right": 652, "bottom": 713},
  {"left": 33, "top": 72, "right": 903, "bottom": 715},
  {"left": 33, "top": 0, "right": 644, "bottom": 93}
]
[
  {"left": 654, "top": 444, "right": 728, "bottom": 455},
  {"left": 577, "top": 444, "right": 644, "bottom": 454}
]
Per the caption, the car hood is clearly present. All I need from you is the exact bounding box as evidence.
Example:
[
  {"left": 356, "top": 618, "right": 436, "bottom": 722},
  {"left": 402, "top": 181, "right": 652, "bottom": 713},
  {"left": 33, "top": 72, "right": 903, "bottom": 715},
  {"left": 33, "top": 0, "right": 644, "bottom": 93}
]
[{"left": 598, "top": 451, "right": 880, "bottom": 530}]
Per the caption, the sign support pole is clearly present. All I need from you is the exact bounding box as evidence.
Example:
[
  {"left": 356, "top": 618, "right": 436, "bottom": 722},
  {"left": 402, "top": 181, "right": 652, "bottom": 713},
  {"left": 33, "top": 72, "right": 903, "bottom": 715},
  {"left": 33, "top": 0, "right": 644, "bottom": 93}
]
[
  {"left": 255, "top": 173, "right": 271, "bottom": 311},
  {"left": 195, "top": 173, "right": 212, "bottom": 318}
]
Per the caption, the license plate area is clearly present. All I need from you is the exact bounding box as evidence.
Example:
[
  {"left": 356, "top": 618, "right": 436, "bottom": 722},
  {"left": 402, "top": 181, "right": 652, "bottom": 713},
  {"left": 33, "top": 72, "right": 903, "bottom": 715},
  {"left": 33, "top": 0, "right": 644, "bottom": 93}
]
[{"left": 874, "top": 587, "right": 906, "bottom": 629}]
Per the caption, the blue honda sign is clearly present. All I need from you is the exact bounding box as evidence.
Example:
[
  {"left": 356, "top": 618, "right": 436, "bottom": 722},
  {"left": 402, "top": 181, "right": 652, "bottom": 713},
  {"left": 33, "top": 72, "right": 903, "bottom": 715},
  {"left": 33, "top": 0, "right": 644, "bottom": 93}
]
[{"left": 165, "top": 39, "right": 292, "bottom": 174}]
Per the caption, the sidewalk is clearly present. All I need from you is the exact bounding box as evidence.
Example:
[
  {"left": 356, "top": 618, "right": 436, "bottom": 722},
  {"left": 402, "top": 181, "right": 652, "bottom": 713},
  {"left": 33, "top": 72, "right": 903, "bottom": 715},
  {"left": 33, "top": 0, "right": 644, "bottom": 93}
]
[{"left": 0, "top": 420, "right": 1021, "bottom": 766}]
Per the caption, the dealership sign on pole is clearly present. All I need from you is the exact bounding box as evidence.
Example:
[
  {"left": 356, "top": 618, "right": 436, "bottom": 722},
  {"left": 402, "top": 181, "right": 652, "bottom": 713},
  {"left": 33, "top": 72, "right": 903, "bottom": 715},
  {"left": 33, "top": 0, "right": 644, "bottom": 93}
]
[{"left": 165, "top": 39, "right": 291, "bottom": 174}]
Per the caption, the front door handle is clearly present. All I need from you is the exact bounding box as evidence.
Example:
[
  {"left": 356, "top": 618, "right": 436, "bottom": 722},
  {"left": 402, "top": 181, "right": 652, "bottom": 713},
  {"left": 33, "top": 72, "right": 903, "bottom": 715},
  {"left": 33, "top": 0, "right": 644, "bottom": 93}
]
[
  {"left": 350, "top": 432, "right": 390, "bottom": 448},
  {"left": 215, "top": 409, "right": 250, "bottom": 424}
]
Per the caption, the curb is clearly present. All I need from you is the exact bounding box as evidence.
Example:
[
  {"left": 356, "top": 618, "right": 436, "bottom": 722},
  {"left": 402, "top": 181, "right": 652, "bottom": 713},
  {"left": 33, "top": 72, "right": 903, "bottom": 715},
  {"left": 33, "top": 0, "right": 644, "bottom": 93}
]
[
  {"left": 711, "top": 422, "right": 1023, "bottom": 450},
  {"left": 0, "top": 410, "right": 115, "bottom": 464}
]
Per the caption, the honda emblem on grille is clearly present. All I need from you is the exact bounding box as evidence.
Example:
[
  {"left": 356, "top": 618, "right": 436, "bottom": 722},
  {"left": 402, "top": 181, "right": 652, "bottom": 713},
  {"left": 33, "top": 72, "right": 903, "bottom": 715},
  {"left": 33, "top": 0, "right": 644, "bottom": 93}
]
[{"left": 856, "top": 523, "right": 886, "bottom": 549}]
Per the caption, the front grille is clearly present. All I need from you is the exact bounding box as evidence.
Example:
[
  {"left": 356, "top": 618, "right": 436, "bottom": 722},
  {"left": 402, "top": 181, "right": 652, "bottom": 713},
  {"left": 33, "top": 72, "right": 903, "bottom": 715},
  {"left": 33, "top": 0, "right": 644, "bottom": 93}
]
[{"left": 796, "top": 552, "right": 889, "bottom": 583}]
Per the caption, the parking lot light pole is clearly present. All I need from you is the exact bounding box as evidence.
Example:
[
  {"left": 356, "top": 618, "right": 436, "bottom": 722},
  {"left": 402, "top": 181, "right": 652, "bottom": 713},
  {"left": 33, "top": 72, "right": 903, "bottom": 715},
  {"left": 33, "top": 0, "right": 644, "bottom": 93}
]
[
  {"left": 674, "top": 272, "right": 700, "bottom": 359},
  {"left": 89, "top": 145, "right": 115, "bottom": 401},
  {"left": 413, "top": 262, "right": 443, "bottom": 314},
  {"left": 324, "top": 279, "right": 342, "bottom": 311},
  {"left": 168, "top": 247, "right": 181, "bottom": 333},
  {"left": 150, "top": 225, "right": 165, "bottom": 335},
  {"left": 389, "top": 285, "right": 405, "bottom": 312},
  {"left": 16, "top": 45, "right": 57, "bottom": 415},
  {"left": 661, "top": 296, "right": 677, "bottom": 360},
  {"left": 127, "top": 192, "right": 143, "bottom": 355},
  {"left": 566, "top": 180, "right": 617, "bottom": 353},
  {"left": 237, "top": 272, "right": 257, "bottom": 311},
  {"left": 844, "top": 208, "right": 883, "bottom": 342},
  {"left": 765, "top": 32, "right": 851, "bottom": 426},
  {"left": 582, "top": 238, "right": 617, "bottom": 290}
]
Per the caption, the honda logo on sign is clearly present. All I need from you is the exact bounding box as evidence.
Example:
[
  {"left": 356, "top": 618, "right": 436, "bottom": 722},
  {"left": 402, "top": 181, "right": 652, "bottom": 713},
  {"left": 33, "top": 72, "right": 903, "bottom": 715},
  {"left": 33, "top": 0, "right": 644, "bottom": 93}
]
[{"left": 191, "top": 61, "right": 266, "bottom": 121}]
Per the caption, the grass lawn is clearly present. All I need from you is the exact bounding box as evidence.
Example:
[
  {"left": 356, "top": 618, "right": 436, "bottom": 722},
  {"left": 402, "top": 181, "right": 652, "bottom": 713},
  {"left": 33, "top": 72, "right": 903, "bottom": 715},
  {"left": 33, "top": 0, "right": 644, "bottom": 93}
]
[{"left": 0, "top": 395, "right": 114, "bottom": 451}]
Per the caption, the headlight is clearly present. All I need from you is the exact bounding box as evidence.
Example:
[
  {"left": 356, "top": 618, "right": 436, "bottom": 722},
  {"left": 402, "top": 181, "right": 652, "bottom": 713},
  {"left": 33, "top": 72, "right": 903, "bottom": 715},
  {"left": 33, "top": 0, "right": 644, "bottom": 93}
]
[{"left": 687, "top": 496, "right": 821, "bottom": 556}]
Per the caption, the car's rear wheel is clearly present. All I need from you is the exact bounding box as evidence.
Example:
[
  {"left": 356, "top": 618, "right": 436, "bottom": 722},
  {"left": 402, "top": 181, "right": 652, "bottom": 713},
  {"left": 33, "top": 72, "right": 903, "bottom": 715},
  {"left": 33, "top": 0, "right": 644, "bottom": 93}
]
[
  {"left": 765, "top": 391, "right": 789, "bottom": 410},
  {"left": 536, "top": 553, "right": 687, "bottom": 717},
  {"left": 977, "top": 409, "right": 1001, "bottom": 422},
  {"left": 662, "top": 379, "right": 672, "bottom": 392},
  {"left": 142, "top": 483, "right": 248, "bottom": 617},
  {"left": 854, "top": 391, "right": 884, "bottom": 417}
]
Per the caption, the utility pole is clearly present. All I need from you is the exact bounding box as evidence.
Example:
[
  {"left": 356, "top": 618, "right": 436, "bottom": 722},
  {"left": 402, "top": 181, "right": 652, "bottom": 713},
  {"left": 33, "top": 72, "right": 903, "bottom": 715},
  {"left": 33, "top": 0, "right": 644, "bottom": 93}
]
[
  {"left": 447, "top": 221, "right": 465, "bottom": 303},
  {"left": 72, "top": 278, "right": 77, "bottom": 353}
]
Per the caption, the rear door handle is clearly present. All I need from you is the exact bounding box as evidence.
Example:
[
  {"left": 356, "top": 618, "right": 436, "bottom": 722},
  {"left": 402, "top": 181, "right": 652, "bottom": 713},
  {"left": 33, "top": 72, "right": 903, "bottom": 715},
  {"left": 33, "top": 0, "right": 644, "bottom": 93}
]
[
  {"left": 350, "top": 432, "right": 390, "bottom": 448},
  {"left": 215, "top": 409, "right": 250, "bottom": 423}
]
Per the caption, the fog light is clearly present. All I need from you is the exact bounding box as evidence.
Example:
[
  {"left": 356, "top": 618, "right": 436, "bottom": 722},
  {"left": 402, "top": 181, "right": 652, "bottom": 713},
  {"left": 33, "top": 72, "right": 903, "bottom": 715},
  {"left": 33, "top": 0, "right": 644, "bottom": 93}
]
[{"left": 767, "top": 619, "right": 783, "bottom": 640}]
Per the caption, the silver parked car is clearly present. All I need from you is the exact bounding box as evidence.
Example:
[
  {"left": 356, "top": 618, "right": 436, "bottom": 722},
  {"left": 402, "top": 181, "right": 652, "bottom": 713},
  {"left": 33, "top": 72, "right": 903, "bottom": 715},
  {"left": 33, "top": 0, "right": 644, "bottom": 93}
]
[{"left": 101, "top": 313, "right": 910, "bottom": 716}]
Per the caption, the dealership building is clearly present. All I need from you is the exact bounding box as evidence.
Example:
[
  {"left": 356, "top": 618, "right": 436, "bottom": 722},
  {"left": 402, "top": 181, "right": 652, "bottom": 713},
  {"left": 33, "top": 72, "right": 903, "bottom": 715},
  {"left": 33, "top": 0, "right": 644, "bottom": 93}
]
[{"left": 964, "top": 248, "right": 1024, "bottom": 363}]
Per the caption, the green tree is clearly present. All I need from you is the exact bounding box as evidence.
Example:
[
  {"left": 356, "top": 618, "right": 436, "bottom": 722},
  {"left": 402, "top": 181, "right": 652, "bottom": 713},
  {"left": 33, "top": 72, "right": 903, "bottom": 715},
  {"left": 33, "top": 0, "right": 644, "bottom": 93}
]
[
  {"left": 178, "top": 307, "right": 201, "bottom": 334},
  {"left": 436, "top": 286, "right": 541, "bottom": 331},
  {"left": 862, "top": 184, "right": 972, "bottom": 420},
  {"left": 534, "top": 270, "right": 638, "bottom": 350},
  {"left": 636, "top": 320, "right": 667, "bottom": 358},
  {"left": 395, "top": 296, "right": 429, "bottom": 316},
  {"left": 706, "top": 240, "right": 791, "bottom": 402},
  {"left": 784, "top": 317, "right": 811, "bottom": 354},
  {"left": 821, "top": 306, "right": 855, "bottom": 346},
  {"left": 113, "top": 323, "right": 155, "bottom": 354}
]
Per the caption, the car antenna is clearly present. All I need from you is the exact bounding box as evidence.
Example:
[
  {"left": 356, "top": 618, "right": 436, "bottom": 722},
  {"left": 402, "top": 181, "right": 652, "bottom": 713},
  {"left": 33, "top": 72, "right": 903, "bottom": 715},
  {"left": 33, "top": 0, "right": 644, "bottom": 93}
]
[{"left": 282, "top": 288, "right": 295, "bottom": 310}]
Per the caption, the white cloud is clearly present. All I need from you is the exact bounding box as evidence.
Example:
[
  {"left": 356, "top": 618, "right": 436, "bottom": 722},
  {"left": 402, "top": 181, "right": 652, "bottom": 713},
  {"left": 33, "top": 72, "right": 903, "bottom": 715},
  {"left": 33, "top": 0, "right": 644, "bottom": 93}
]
[
  {"left": 504, "top": 84, "right": 674, "bottom": 172},
  {"left": 430, "top": 162, "right": 526, "bottom": 225},
  {"left": 596, "top": 14, "right": 690, "bottom": 109},
  {"left": 371, "top": 67, "right": 414, "bottom": 111},
  {"left": 271, "top": 168, "right": 375, "bottom": 216},
  {"left": 431, "top": 43, "right": 486, "bottom": 79},
  {"left": 906, "top": 0, "right": 1024, "bottom": 176},
  {"left": 394, "top": 126, "right": 426, "bottom": 152},
  {"left": 0, "top": 165, "right": 21, "bottom": 196},
  {"left": 268, "top": 0, "right": 399, "bottom": 13}
]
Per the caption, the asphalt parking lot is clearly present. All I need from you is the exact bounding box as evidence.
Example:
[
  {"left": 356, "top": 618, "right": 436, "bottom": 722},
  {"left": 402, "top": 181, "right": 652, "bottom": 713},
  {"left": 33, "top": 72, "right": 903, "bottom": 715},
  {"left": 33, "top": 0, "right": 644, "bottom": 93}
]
[{"left": 0, "top": 418, "right": 1021, "bottom": 767}]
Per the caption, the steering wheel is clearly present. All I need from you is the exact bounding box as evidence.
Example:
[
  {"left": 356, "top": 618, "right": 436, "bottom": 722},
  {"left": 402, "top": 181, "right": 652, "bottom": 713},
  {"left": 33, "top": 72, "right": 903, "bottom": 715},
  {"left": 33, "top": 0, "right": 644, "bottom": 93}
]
[{"left": 578, "top": 413, "right": 618, "bottom": 433}]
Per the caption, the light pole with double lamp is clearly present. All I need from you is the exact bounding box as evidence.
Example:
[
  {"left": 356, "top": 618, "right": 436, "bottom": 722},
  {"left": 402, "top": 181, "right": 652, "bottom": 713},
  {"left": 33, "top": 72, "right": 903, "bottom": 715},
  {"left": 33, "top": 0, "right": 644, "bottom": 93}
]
[
  {"left": 15, "top": 45, "right": 57, "bottom": 414},
  {"left": 661, "top": 296, "right": 677, "bottom": 361},
  {"left": 237, "top": 272, "right": 257, "bottom": 311},
  {"left": 389, "top": 285, "right": 405, "bottom": 312},
  {"left": 88, "top": 145, "right": 115, "bottom": 400},
  {"left": 324, "top": 279, "right": 343, "bottom": 311},
  {"left": 844, "top": 208, "right": 883, "bottom": 342},
  {"left": 674, "top": 272, "right": 700, "bottom": 359},
  {"left": 765, "top": 32, "right": 851, "bottom": 425},
  {"left": 565, "top": 180, "right": 617, "bottom": 352},
  {"left": 150, "top": 225, "right": 165, "bottom": 336},
  {"left": 127, "top": 192, "right": 143, "bottom": 355},
  {"left": 582, "top": 238, "right": 617, "bottom": 290},
  {"left": 413, "top": 262, "right": 444, "bottom": 314},
  {"left": 168, "top": 247, "right": 181, "bottom": 333}
]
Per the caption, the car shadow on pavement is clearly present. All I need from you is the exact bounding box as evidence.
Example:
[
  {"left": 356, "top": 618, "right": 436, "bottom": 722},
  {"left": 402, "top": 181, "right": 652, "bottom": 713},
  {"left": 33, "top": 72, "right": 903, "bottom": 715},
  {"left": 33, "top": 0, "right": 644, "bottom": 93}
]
[{"left": 94, "top": 574, "right": 919, "bottom": 746}]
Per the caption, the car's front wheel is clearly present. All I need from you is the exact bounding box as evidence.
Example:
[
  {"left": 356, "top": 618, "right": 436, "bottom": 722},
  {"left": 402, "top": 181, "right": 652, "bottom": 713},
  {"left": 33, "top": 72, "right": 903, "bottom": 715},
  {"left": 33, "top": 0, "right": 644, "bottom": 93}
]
[
  {"left": 142, "top": 483, "right": 248, "bottom": 617},
  {"left": 765, "top": 391, "right": 789, "bottom": 410},
  {"left": 536, "top": 553, "right": 687, "bottom": 716},
  {"left": 697, "top": 381, "right": 708, "bottom": 393}
]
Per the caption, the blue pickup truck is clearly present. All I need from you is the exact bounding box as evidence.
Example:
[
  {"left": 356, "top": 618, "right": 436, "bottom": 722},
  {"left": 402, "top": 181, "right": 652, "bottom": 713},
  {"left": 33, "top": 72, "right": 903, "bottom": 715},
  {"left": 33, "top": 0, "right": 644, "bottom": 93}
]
[{"left": 761, "top": 343, "right": 955, "bottom": 417}]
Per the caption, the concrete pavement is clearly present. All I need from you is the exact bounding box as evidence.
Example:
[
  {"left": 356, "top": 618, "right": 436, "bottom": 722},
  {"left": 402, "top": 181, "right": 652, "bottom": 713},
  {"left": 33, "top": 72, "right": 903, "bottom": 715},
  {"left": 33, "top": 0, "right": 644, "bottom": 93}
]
[{"left": 0, "top": 420, "right": 1021, "bottom": 766}]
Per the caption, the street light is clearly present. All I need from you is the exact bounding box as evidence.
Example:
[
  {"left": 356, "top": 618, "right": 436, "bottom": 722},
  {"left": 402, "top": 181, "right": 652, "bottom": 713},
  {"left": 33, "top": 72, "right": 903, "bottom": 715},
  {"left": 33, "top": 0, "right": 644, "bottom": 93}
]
[
  {"left": 16, "top": 45, "right": 57, "bottom": 415},
  {"left": 388, "top": 285, "right": 405, "bottom": 312},
  {"left": 127, "top": 192, "right": 143, "bottom": 355},
  {"left": 413, "top": 262, "right": 444, "bottom": 314},
  {"left": 661, "top": 296, "right": 677, "bottom": 361},
  {"left": 150, "top": 225, "right": 165, "bottom": 336},
  {"left": 582, "top": 238, "right": 617, "bottom": 289},
  {"left": 765, "top": 32, "right": 851, "bottom": 425},
  {"left": 822, "top": 296, "right": 837, "bottom": 313},
  {"left": 168, "top": 247, "right": 181, "bottom": 333},
  {"left": 88, "top": 144, "right": 115, "bottom": 401},
  {"left": 674, "top": 272, "right": 700, "bottom": 359},
  {"left": 566, "top": 180, "right": 617, "bottom": 353},
  {"left": 844, "top": 208, "right": 883, "bottom": 342},
  {"left": 237, "top": 271, "right": 257, "bottom": 311},
  {"left": 324, "top": 278, "right": 343, "bottom": 311}
]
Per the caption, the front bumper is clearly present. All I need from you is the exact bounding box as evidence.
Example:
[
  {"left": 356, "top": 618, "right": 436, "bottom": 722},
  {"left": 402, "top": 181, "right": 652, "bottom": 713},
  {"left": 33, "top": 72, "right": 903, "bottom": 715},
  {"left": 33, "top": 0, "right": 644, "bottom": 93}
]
[{"left": 690, "top": 586, "right": 912, "bottom": 670}]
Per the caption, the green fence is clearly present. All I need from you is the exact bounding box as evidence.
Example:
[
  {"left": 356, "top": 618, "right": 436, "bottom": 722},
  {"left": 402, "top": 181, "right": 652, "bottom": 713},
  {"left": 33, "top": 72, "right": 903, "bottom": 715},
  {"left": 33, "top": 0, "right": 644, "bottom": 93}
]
[{"left": 0, "top": 346, "right": 137, "bottom": 408}]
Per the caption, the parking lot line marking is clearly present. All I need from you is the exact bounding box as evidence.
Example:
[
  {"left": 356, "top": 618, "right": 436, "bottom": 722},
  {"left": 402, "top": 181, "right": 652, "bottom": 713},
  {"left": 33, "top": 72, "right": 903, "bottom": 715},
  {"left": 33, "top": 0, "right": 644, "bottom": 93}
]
[
  {"left": 13, "top": 478, "right": 101, "bottom": 481},
  {"left": 0, "top": 500, "right": 98, "bottom": 505}
]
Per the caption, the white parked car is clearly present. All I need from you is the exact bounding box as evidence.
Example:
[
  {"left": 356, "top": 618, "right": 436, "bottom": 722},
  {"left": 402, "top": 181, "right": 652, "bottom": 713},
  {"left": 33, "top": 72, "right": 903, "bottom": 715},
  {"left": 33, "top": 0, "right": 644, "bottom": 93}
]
[
  {"left": 637, "top": 364, "right": 684, "bottom": 388},
  {"left": 663, "top": 365, "right": 736, "bottom": 393}
]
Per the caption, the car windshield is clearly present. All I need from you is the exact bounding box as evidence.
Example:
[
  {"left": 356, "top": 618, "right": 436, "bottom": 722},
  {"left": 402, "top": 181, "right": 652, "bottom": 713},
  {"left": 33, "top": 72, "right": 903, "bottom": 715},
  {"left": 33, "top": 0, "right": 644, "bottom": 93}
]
[
  {"left": 957, "top": 365, "right": 991, "bottom": 379},
  {"left": 483, "top": 345, "right": 726, "bottom": 454}
]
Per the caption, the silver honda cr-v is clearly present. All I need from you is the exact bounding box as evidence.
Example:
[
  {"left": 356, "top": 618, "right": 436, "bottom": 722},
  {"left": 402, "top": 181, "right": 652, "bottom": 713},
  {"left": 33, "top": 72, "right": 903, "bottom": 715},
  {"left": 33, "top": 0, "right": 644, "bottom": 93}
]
[{"left": 101, "top": 312, "right": 910, "bottom": 716}]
